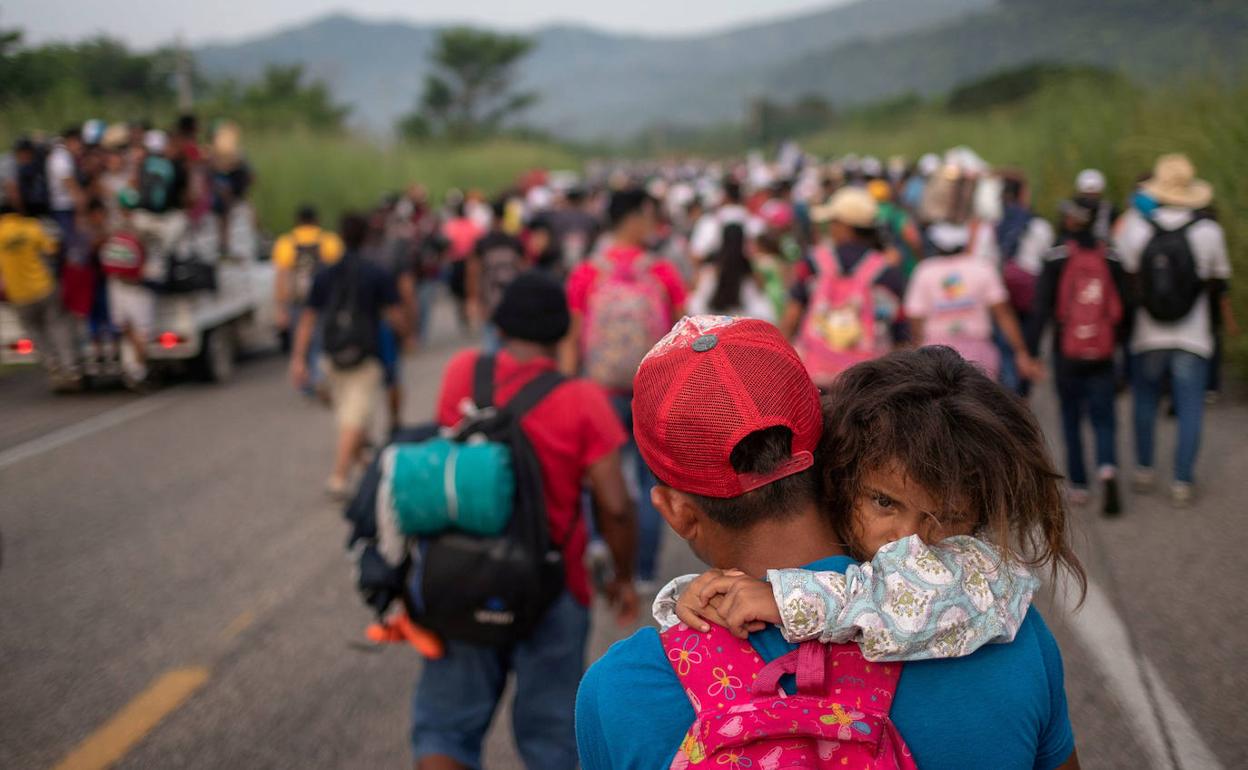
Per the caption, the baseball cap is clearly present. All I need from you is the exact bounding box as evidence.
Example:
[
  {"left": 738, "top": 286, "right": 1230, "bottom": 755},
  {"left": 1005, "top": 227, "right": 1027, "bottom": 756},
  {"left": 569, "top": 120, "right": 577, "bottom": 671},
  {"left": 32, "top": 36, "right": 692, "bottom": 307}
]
[
  {"left": 633, "top": 316, "right": 824, "bottom": 499},
  {"left": 1075, "top": 168, "right": 1106, "bottom": 195}
]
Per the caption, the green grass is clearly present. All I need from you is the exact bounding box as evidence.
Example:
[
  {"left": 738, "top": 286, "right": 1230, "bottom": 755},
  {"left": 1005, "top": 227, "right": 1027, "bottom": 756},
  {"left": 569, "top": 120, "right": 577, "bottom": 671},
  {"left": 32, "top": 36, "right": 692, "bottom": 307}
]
[
  {"left": 804, "top": 75, "right": 1248, "bottom": 375},
  {"left": 245, "top": 132, "right": 579, "bottom": 234}
]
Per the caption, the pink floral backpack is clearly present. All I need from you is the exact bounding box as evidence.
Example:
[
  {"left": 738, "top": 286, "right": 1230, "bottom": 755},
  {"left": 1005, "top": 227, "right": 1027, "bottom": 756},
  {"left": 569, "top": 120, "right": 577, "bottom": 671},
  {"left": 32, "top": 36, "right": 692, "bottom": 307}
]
[
  {"left": 583, "top": 250, "right": 671, "bottom": 390},
  {"left": 795, "top": 246, "right": 889, "bottom": 387},
  {"left": 661, "top": 622, "right": 916, "bottom": 770}
]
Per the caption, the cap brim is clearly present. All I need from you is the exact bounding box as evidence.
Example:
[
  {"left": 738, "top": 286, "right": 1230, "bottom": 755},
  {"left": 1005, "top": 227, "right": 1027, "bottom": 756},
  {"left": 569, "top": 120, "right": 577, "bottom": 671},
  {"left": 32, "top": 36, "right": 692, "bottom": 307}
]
[{"left": 736, "top": 450, "right": 814, "bottom": 493}]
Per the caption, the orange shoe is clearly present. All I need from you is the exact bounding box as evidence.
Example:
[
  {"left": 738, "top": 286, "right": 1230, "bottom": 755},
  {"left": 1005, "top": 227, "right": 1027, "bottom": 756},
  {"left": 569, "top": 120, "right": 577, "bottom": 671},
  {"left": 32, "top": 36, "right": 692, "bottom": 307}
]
[{"left": 366, "top": 614, "right": 445, "bottom": 659}]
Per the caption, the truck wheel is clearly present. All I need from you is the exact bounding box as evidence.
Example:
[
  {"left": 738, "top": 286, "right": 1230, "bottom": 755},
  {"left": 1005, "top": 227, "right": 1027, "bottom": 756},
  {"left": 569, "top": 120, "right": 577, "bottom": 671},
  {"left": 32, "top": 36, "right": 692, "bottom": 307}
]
[{"left": 198, "top": 324, "right": 237, "bottom": 383}]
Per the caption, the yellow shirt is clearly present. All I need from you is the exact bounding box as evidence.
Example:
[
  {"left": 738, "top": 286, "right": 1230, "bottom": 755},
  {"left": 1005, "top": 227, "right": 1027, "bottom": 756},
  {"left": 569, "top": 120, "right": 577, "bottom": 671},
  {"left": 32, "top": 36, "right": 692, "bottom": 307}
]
[
  {"left": 271, "top": 225, "right": 344, "bottom": 270},
  {"left": 0, "top": 214, "right": 58, "bottom": 305}
]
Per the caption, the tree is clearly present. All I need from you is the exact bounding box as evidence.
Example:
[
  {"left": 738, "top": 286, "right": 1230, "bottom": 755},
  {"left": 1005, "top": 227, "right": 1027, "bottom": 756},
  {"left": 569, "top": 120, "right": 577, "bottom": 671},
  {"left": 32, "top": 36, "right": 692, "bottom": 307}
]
[
  {"left": 399, "top": 27, "right": 537, "bottom": 141},
  {"left": 206, "top": 64, "right": 350, "bottom": 132}
]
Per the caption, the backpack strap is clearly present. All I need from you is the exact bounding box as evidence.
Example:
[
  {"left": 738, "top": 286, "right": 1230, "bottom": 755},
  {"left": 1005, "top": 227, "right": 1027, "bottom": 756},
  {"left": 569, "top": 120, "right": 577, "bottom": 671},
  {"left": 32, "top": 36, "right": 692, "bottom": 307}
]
[
  {"left": 500, "top": 370, "right": 565, "bottom": 421},
  {"left": 660, "top": 623, "right": 767, "bottom": 712},
  {"left": 852, "top": 250, "right": 889, "bottom": 284},
  {"left": 1148, "top": 213, "right": 1204, "bottom": 236},
  {"left": 471, "top": 353, "right": 496, "bottom": 409},
  {"left": 811, "top": 244, "right": 840, "bottom": 278}
]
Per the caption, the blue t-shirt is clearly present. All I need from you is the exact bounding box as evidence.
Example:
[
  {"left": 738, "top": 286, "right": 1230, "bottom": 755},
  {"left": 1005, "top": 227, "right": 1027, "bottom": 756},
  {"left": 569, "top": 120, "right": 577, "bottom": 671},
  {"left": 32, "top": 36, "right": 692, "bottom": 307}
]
[{"left": 576, "top": 555, "right": 1075, "bottom": 770}]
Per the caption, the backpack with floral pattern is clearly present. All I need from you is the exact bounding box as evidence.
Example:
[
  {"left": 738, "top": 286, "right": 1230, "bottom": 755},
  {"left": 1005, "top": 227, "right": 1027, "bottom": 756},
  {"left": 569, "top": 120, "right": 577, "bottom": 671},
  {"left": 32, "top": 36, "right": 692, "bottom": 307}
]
[{"left": 661, "top": 622, "right": 916, "bottom": 770}]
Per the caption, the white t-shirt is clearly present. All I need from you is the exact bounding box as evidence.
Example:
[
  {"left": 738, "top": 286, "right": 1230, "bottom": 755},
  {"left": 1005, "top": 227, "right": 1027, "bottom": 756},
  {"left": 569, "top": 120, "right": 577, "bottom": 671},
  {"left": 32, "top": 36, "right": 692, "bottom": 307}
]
[
  {"left": 1015, "top": 217, "right": 1056, "bottom": 276},
  {"left": 1115, "top": 207, "right": 1231, "bottom": 358},
  {"left": 689, "top": 204, "right": 763, "bottom": 261},
  {"left": 686, "top": 267, "right": 777, "bottom": 323},
  {"left": 46, "top": 145, "right": 76, "bottom": 213}
]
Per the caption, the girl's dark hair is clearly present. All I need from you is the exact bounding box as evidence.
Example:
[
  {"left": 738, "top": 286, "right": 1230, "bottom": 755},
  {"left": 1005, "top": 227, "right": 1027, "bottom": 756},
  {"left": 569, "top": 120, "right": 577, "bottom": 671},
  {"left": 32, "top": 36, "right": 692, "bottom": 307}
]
[
  {"left": 817, "top": 346, "right": 1086, "bottom": 599},
  {"left": 708, "top": 223, "right": 751, "bottom": 313}
]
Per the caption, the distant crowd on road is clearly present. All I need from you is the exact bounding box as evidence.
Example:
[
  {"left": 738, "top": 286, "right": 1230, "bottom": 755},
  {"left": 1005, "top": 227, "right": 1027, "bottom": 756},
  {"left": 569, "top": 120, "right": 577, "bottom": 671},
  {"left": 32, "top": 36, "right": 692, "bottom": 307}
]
[
  {"left": 298, "top": 142, "right": 1233, "bottom": 770},
  {"left": 0, "top": 115, "right": 256, "bottom": 389}
]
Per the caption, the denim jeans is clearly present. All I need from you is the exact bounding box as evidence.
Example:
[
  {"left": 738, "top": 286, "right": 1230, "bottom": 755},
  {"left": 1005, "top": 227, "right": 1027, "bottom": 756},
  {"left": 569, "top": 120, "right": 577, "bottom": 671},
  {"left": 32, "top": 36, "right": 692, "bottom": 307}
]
[
  {"left": 609, "top": 392, "right": 662, "bottom": 582},
  {"left": 993, "top": 323, "right": 1031, "bottom": 397},
  {"left": 410, "top": 593, "right": 589, "bottom": 770},
  {"left": 1132, "top": 349, "right": 1210, "bottom": 484},
  {"left": 417, "top": 279, "right": 440, "bottom": 342},
  {"left": 1056, "top": 369, "right": 1117, "bottom": 488},
  {"left": 294, "top": 303, "right": 322, "bottom": 391}
]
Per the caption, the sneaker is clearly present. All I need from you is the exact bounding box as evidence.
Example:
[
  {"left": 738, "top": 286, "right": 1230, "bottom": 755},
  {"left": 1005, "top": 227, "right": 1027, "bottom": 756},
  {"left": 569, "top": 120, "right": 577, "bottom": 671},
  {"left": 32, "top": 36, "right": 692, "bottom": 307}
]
[
  {"left": 1067, "top": 486, "right": 1091, "bottom": 506},
  {"left": 1132, "top": 468, "right": 1156, "bottom": 493},
  {"left": 1102, "top": 476, "right": 1122, "bottom": 518},
  {"left": 1170, "top": 482, "right": 1194, "bottom": 508}
]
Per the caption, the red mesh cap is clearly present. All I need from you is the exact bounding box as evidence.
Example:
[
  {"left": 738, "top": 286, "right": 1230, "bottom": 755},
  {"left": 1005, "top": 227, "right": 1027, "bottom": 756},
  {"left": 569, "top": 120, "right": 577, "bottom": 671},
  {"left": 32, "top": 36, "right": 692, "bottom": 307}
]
[{"left": 633, "top": 316, "right": 824, "bottom": 498}]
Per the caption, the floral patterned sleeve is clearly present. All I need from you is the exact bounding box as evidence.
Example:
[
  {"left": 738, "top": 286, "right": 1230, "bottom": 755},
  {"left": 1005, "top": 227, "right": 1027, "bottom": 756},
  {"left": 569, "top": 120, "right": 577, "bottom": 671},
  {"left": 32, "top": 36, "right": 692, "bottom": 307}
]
[
  {"left": 768, "top": 535, "right": 1040, "bottom": 661},
  {"left": 653, "top": 574, "right": 697, "bottom": 632}
]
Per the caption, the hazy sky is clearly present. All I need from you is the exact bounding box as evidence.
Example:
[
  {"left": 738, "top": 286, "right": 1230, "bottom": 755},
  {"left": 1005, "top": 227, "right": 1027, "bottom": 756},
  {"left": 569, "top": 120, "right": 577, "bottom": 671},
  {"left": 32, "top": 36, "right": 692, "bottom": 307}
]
[{"left": 2, "top": 0, "right": 853, "bottom": 48}]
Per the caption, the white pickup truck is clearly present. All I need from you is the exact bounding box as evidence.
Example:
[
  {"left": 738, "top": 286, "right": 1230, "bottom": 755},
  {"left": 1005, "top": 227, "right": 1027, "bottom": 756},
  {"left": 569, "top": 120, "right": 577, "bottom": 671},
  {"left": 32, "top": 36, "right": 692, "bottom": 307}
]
[{"left": 1, "top": 206, "right": 278, "bottom": 385}]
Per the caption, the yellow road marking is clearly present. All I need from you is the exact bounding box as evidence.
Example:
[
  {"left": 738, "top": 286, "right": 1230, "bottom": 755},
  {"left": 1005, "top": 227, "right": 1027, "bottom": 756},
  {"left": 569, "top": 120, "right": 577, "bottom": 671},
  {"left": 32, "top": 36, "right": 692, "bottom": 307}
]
[
  {"left": 51, "top": 667, "right": 210, "bottom": 770},
  {"left": 219, "top": 609, "right": 256, "bottom": 642}
]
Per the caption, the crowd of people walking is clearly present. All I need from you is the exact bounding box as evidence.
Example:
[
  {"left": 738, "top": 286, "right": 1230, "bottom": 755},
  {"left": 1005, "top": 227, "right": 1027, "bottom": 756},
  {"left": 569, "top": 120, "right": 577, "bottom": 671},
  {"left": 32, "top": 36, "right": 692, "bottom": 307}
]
[{"left": 289, "top": 142, "right": 1235, "bottom": 769}]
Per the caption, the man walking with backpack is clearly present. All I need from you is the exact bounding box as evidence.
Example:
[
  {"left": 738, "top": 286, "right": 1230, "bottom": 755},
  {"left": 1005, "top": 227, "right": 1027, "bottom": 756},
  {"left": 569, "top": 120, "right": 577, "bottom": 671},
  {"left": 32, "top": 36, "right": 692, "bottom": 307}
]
[
  {"left": 563, "top": 187, "right": 687, "bottom": 591},
  {"left": 1029, "top": 199, "right": 1129, "bottom": 516},
  {"left": 273, "top": 205, "right": 344, "bottom": 394},
  {"left": 1115, "top": 154, "right": 1232, "bottom": 507},
  {"left": 412, "top": 270, "right": 638, "bottom": 770},
  {"left": 290, "top": 214, "right": 405, "bottom": 498}
]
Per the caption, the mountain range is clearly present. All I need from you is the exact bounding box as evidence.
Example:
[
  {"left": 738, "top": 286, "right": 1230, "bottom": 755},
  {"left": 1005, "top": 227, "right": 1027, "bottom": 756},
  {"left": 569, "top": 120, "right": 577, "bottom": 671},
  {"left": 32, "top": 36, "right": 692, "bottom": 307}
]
[{"left": 193, "top": 0, "right": 1248, "bottom": 140}]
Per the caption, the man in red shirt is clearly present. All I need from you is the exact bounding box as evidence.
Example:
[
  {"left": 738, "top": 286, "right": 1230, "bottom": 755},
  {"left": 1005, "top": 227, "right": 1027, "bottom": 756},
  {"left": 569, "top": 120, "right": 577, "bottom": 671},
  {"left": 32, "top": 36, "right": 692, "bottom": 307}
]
[
  {"left": 560, "top": 188, "right": 686, "bottom": 591},
  {"left": 414, "top": 270, "right": 638, "bottom": 770}
]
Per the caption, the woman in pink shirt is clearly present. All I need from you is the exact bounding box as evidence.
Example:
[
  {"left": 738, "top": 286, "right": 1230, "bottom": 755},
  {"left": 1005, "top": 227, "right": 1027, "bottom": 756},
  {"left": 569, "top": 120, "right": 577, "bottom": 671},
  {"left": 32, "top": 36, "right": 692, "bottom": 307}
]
[{"left": 903, "top": 223, "right": 1042, "bottom": 381}]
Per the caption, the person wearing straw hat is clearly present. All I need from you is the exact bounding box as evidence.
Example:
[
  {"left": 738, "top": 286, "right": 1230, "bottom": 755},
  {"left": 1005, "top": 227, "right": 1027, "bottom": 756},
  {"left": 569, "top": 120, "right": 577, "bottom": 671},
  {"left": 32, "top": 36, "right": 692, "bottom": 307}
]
[{"left": 1114, "top": 153, "right": 1232, "bottom": 507}]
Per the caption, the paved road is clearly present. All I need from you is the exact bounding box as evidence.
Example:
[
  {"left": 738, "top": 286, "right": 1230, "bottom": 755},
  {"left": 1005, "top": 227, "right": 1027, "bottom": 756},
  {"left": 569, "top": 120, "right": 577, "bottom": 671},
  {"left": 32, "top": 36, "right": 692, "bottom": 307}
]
[{"left": 2, "top": 309, "right": 1245, "bottom": 769}]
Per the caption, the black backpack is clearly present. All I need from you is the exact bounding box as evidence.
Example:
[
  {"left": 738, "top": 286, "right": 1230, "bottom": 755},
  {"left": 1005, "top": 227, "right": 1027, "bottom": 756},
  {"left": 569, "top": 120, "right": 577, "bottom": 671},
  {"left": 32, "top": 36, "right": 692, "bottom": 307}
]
[
  {"left": 321, "top": 257, "right": 378, "bottom": 369},
  {"left": 345, "top": 354, "right": 568, "bottom": 646},
  {"left": 1139, "top": 218, "right": 1204, "bottom": 322},
  {"left": 16, "top": 152, "right": 50, "bottom": 217},
  {"left": 138, "top": 156, "right": 178, "bottom": 214},
  {"left": 292, "top": 240, "right": 323, "bottom": 304}
]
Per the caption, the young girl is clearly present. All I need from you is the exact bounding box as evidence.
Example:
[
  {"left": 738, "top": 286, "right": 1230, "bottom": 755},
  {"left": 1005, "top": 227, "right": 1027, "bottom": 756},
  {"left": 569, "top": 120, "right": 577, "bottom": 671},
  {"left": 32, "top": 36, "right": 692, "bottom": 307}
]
[{"left": 658, "top": 344, "right": 1086, "bottom": 665}]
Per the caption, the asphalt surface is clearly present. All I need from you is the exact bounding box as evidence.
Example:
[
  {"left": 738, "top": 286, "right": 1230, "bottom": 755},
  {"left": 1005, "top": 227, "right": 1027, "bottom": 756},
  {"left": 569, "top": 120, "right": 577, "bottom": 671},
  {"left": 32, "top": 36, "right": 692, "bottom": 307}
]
[{"left": 2, "top": 304, "right": 1246, "bottom": 769}]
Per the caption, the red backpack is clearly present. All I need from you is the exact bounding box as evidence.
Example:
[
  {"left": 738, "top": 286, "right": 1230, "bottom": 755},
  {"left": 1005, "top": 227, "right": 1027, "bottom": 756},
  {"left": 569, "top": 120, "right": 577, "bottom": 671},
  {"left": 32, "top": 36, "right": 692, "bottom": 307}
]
[{"left": 1055, "top": 242, "right": 1122, "bottom": 361}]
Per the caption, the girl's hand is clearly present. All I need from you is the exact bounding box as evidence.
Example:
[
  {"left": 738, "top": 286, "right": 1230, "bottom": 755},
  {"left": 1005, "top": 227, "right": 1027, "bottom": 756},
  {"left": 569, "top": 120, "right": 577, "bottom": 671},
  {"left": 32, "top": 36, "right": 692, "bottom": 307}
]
[{"left": 674, "top": 569, "right": 779, "bottom": 639}]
